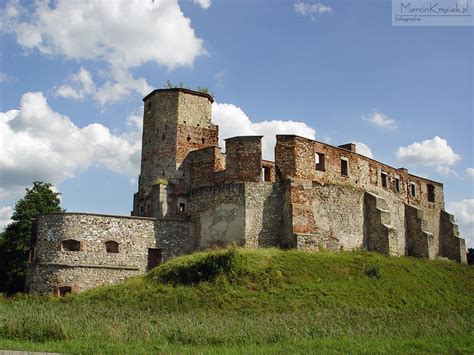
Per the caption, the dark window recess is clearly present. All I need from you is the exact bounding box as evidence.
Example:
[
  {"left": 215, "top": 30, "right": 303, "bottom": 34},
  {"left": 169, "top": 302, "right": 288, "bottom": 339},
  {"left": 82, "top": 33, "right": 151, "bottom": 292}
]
[
  {"left": 202, "top": 137, "right": 205, "bottom": 144},
  {"left": 394, "top": 177, "right": 401, "bottom": 193},
  {"left": 262, "top": 167, "right": 271, "bottom": 182},
  {"left": 147, "top": 102, "right": 152, "bottom": 113},
  {"left": 162, "top": 134, "right": 165, "bottom": 140},
  {"left": 179, "top": 203, "right": 186, "bottom": 213},
  {"left": 105, "top": 241, "right": 119, "bottom": 253},
  {"left": 61, "top": 239, "right": 81, "bottom": 252},
  {"left": 57, "top": 286, "right": 72, "bottom": 297},
  {"left": 315, "top": 153, "right": 325, "bottom": 172},
  {"left": 147, "top": 248, "right": 163, "bottom": 270},
  {"left": 381, "top": 172, "right": 388, "bottom": 188},
  {"left": 187, "top": 135, "right": 191, "bottom": 142},
  {"left": 341, "top": 159, "right": 349, "bottom": 176},
  {"left": 410, "top": 183, "right": 416, "bottom": 197},
  {"left": 427, "top": 184, "right": 435, "bottom": 202}
]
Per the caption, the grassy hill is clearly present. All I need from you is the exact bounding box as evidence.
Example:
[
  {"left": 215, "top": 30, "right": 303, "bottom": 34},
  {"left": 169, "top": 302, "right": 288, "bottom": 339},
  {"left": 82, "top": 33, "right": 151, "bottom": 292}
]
[{"left": 0, "top": 248, "right": 473, "bottom": 353}]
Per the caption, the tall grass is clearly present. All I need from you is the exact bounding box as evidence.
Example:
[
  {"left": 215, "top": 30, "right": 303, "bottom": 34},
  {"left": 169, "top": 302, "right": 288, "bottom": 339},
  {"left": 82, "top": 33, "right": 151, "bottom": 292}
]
[{"left": 0, "top": 248, "right": 472, "bottom": 353}]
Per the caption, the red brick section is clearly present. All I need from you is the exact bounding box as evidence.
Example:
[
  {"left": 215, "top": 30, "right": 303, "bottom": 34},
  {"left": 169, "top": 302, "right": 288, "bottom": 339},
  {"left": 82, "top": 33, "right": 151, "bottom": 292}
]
[
  {"left": 186, "top": 146, "right": 225, "bottom": 188},
  {"left": 225, "top": 136, "right": 263, "bottom": 183},
  {"left": 176, "top": 124, "right": 218, "bottom": 168}
]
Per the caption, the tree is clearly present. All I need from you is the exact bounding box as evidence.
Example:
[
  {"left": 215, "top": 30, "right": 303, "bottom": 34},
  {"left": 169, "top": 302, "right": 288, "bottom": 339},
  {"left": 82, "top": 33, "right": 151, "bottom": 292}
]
[{"left": 0, "top": 182, "right": 64, "bottom": 295}]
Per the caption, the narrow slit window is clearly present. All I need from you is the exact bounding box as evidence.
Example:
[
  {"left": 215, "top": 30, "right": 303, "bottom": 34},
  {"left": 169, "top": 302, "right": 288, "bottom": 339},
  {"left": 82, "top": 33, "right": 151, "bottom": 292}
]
[
  {"left": 179, "top": 202, "right": 186, "bottom": 213},
  {"left": 147, "top": 102, "right": 152, "bottom": 113},
  {"left": 315, "top": 153, "right": 325, "bottom": 172},
  {"left": 341, "top": 158, "right": 349, "bottom": 176},
  {"left": 381, "top": 171, "right": 388, "bottom": 188},
  {"left": 410, "top": 182, "right": 416, "bottom": 197},
  {"left": 427, "top": 184, "right": 435, "bottom": 202}
]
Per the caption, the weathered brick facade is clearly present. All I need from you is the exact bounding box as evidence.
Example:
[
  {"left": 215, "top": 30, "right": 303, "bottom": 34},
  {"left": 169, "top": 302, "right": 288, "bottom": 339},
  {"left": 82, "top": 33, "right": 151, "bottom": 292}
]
[{"left": 26, "top": 88, "right": 467, "bottom": 296}]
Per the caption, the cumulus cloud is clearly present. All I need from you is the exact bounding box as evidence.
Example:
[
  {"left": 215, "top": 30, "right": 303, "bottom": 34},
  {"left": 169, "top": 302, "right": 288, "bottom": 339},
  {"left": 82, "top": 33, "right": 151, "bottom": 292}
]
[
  {"left": 466, "top": 168, "right": 474, "bottom": 178},
  {"left": 194, "top": 0, "right": 212, "bottom": 9},
  {"left": 0, "top": 206, "right": 13, "bottom": 230},
  {"left": 362, "top": 111, "right": 397, "bottom": 129},
  {"left": 212, "top": 103, "right": 316, "bottom": 160},
  {"left": 435, "top": 166, "right": 458, "bottom": 177},
  {"left": 294, "top": 2, "right": 333, "bottom": 16},
  {"left": 447, "top": 199, "right": 474, "bottom": 247},
  {"left": 55, "top": 67, "right": 152, "bottom": 105},
  {"left": 396, "top": 136, "right": 461, "bottom": 167},
  {"left": 0, "top": 92, "right": 142, "bottom": 200},
  {"left": 2, "top": 0, "right": 206, "bottom": 103},
  {"left": 354, "top": 142, "right": 374, "bottom": 159}
]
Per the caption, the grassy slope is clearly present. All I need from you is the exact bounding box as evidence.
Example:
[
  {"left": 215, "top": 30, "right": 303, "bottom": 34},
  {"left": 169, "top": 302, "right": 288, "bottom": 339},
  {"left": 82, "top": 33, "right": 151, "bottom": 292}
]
[{"left": 0, "top": 248, "right": 473, "bottom": 353}]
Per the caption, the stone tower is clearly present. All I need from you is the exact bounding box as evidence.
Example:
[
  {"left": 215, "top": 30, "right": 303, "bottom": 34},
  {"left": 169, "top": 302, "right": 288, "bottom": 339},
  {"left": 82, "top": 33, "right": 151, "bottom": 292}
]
[{"left": 132, "top": 88, "right": 218, "bottom": 219}]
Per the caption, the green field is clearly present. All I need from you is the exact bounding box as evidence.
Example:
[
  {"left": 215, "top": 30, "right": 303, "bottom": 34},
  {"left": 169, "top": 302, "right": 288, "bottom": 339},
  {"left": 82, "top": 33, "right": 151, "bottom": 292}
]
[{"left": 0, "top": 248, "right": 473, "bottom": 353}]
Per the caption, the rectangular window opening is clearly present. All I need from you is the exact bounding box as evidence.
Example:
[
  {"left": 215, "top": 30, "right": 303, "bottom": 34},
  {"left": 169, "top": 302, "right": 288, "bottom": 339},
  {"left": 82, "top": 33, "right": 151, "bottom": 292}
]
[
  {"left": 341, "top": 158, "right": 349, "bottom": 176},
  {"left": 381, "top": 171, "right": 388, "bottom": 188},
  {"left": 427, "top": 184, "right": 435, "bottom": 202},
  {"left": 262, "top": 167, "right": 271, "bottom": 181},
  {"left": 410, "top": 182, "right": 416, "bottom": 197},
  {"left": 179, "top": 202, "right": 186, "bottom": 213},
  {"left": 315, "top": 153, "right": 325, "bottom": 172},
  {"left": 394, "top": 177, "right": 400, "bottom": 193}
]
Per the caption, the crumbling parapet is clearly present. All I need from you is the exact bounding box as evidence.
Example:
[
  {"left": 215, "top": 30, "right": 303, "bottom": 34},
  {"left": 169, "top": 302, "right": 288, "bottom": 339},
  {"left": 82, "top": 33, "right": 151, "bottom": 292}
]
[{"left": 440, "top": 211, "right": 467, "bottom": 264}]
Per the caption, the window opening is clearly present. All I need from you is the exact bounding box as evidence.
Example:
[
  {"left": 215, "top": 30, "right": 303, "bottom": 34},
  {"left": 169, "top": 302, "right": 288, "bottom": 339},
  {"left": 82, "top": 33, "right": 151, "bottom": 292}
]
[
  {"left": 57, "top": 286, "right": 72, "bottom": 297},
  {"left": 61, "top": 239, "right": 81, "bottom": 252},
  {"left": 315, "top": 153, "right": 325, "bottom": 172},
  {"left": 341, "top": 158, "right": 349, "bottom": 176},
  {"left": 381, "top": 171, "right": 388, "bottom": 188},
  {"left": 427, "top": 184, "right": 435, "bottom": 202},
  {"left": 105, "top": 241, "right": 119, "bottom": 254}
]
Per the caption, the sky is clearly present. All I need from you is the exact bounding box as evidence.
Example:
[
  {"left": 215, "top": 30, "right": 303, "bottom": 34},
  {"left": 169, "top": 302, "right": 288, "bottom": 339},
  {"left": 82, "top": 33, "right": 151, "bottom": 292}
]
[{"left": 0, "top": 0, "right": 472, "bottom": 246}]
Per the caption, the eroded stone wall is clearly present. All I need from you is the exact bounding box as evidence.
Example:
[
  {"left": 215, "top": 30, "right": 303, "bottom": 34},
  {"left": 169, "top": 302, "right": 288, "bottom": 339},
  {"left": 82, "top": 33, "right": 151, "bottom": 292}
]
[{"left": 26, "top": 213, "right": 156, "bottom": 295}]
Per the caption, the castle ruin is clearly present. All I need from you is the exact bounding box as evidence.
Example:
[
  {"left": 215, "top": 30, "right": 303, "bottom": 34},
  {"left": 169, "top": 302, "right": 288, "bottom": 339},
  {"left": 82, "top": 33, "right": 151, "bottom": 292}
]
[{"left": 26, "top": 88, "right": 467, "bottom": 296}]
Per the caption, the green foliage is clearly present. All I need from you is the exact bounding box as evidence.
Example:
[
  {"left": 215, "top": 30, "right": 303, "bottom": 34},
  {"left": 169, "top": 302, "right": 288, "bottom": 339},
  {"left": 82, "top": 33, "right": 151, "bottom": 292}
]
[
  {"left": 365, "top": 264, "right": 382, "bottom": 279},
  {"left": 164, "top": 80, "right": 214, "bottom": 98},
  {"left": 0, "top": 248, "right": 472, "bottom": 353},
  {"left": 0, "top": 182, "right": 64, "bottom": 294}
]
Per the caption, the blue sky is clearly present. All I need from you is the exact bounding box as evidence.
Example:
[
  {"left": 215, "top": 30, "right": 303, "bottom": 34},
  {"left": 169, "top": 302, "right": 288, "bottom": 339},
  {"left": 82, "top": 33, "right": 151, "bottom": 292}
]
[{"left": 0, "top": 0, "right": 473, "bottom": 245}]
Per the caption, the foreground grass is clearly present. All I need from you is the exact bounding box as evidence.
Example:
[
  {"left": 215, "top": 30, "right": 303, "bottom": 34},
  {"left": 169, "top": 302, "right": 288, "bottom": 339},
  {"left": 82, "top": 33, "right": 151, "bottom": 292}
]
[{"left": 0, "top": 248, "right": 473, "bottom": 353}]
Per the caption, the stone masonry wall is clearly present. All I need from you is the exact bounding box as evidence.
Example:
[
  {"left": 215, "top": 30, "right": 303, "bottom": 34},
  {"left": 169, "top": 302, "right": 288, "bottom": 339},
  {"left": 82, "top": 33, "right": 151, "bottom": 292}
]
[
  {"left": 244, "top": 182, "right": 284, "bottom": 247},
  {"left": 155, "top": 219, "right": 194, "bottom": 261},
  {"left": 26, "top": 213, "right": 156, "bottom": 295},
  {"left": 188, "top": 184, "right": 246, "bottom": 248},
  {"left": 225, "top": 136, "right": 263, "bottom": 183}
]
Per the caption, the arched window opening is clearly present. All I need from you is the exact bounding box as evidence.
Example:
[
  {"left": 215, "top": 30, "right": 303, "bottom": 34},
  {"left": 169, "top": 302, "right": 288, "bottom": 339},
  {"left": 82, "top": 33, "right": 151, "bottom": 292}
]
[
  {"left": 61, "top": 239, "right": 81, "bottom": 252},
  {"left": 105, "top": 241, "right": 119, "bottom": 254}
]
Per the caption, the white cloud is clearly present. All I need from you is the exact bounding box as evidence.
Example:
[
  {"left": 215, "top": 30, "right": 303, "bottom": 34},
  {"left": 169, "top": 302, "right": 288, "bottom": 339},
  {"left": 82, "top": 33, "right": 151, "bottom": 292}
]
[
  {"left": 354, "top": 142, "right": 374, "bottom": 159},
  {"left": 435, "top": 166, "right": 458, "bottom": 177},
  {"left": 396, "top": 136, "right": 461, "bottom": 167},
  {"left": 294, "top": 2, "right": 333, "bottom": 16},
  {"left": 0, "top": 92, "right": 142, "bottom": 200},
  {"left": 466, "top": 168, "right": 474, "bottom": 178},
  {"left": 362, "top": 111, "right": 397, "bottom": 129},
  {"left": 194, "top": 0, "right": 211, "bottom": 9},
  {"left": 0, "top": 206, "right": 13, "bottom": 230},
  {"left": 447, "top": 199, "right": 474, "bottom": 248},
  {"left": 2, "top": 0, "right": 206, "bottom": 103},
  {"left": 56, "top": 67, "right": 152, "bottom": 105},
  {"left": 212, "top": 103, "right": 316, "bottom": 160}
]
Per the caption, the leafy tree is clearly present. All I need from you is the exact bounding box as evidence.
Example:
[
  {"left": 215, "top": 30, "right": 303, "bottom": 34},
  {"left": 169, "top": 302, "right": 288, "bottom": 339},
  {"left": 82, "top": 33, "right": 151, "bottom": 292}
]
[{"left": 0, "top": 182, "right": 64, "bottom": 294}]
